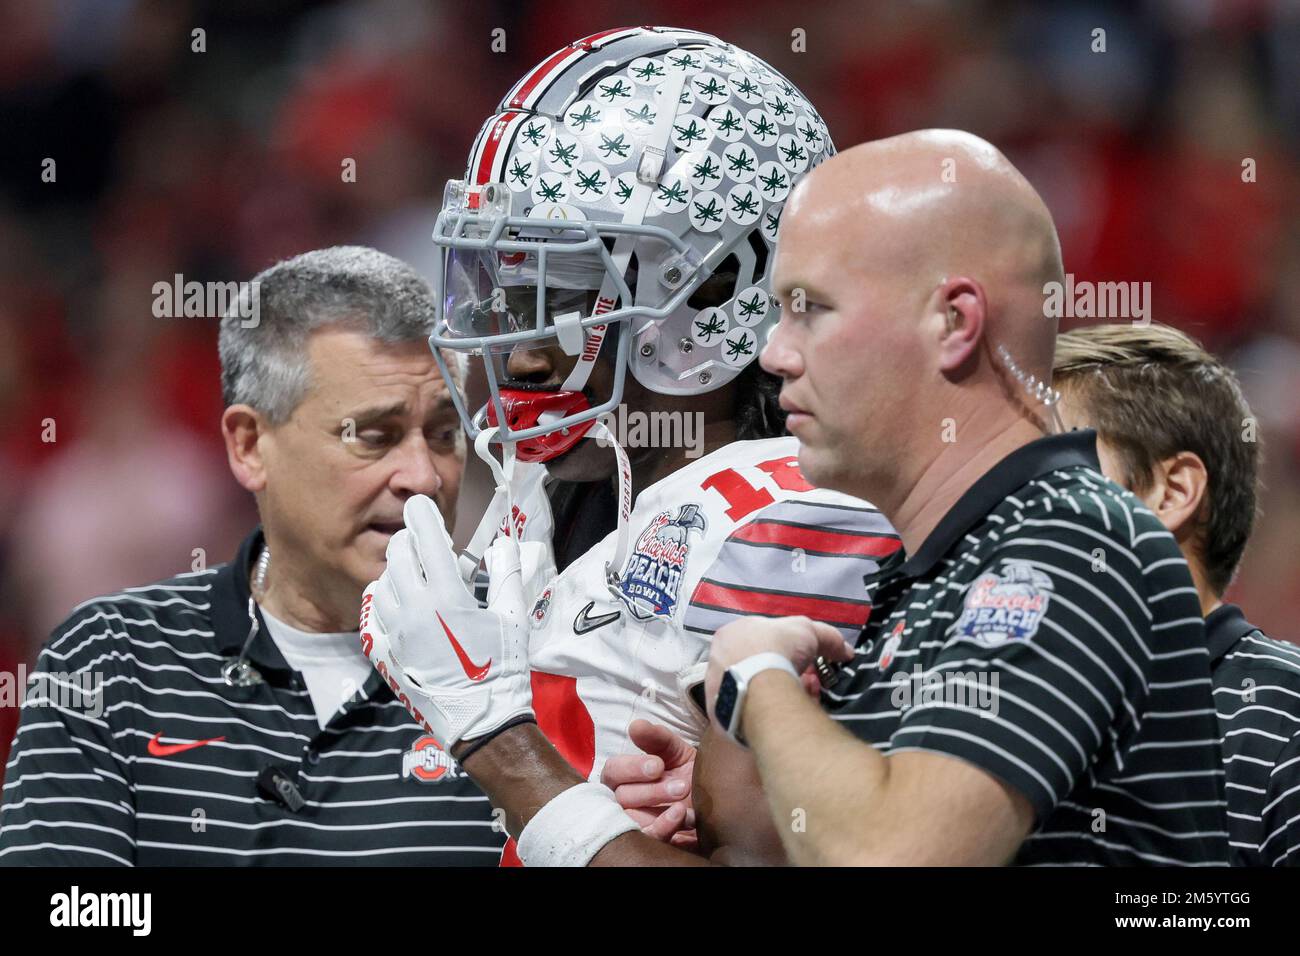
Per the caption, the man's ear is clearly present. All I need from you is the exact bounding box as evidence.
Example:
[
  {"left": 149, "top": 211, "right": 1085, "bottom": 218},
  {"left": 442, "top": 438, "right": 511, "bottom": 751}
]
[
  {"left": 1147, "top": 451, "right": 1209, "bottom": 542},
  {"left": 934, "top": 276, "right": 986, "bottom": 375},
  {"left": 222, "top": 404, "right": 270, "bottom": 494}
]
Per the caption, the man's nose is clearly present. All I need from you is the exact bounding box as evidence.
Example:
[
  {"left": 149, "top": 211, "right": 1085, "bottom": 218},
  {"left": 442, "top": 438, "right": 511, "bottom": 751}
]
[
  {"left": 389, "top": 432, "right": 444, "bottom": 500},
  {"left": 760, "top": 318, "right": 802, "bottom": 380},
  {"left": 506, "top": 343, "right": 563, "bottom": 385}
]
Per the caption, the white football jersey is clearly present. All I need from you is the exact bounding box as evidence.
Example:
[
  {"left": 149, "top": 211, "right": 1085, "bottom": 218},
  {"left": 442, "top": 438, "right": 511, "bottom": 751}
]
[{"left": 494, "top": 436, "right": 899, "bottom": 788}]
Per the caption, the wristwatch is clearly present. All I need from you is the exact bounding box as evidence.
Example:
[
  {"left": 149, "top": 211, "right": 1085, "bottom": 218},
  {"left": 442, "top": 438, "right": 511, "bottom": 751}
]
[{"left": 714, "top": 652, "right": 801, "bottom": 746}]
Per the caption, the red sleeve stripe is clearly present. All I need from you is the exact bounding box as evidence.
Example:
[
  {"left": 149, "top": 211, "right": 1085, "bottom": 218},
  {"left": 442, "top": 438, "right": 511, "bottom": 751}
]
[
  {"left": 733, "top": 520, "right": 903, "bottom": 558},
  {"left": 690, "top": 581, "right": 872, "bottom": 628}
]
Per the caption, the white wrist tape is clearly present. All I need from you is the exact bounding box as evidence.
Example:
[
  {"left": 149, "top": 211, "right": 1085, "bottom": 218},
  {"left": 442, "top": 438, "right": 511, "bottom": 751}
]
[{"left": 516, "top": 782, "right": 640, "bottom": 868}]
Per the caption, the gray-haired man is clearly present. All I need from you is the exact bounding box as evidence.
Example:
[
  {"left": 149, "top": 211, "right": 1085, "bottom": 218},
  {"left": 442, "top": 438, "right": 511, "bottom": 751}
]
[{"left": 0, "top": 247, "right": 505, "bottom": 865}]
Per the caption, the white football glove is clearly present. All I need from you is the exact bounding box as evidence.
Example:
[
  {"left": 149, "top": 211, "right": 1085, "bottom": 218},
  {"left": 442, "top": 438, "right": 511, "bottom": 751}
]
[{"left": 360, "top": 495, "right": 532, "bottom": 748}]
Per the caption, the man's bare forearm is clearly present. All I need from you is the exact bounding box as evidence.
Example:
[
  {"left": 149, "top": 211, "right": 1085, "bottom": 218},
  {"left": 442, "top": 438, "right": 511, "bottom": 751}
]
[
  {"left": 695, "top": 724, "right": 789, "bottom": 865},
  {"left": 455, "top": 723, "right": 711, "bottom": 866},
  {"left": 745, "top": 674, "right": 1034, "bottom": 865},
  {"left": 742, "top": 671, "right": 890, "bottom": 865}
]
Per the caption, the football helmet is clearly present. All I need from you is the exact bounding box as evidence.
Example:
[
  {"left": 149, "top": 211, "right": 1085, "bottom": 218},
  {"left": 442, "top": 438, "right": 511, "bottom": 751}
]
[{"left": 429, "top": 26, "right": 834, "bottom": 461}]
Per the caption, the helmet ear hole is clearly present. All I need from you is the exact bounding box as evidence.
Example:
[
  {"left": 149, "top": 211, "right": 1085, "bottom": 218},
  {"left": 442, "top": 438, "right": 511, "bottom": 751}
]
[
  {"left": 623, "top": 252, "right": 640, "bottom": 297},
  {"left": 687, "top": 254, "right": 740, "bottom": 309},
  {"left": 747, "top": 229, "right": 770, "bottom": 282}
]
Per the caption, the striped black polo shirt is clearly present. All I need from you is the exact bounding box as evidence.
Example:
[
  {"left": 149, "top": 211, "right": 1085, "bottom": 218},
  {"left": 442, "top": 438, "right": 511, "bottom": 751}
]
[
  {"left": 1207, "top": 603, "right": 1300, "bottom": 866},
  {"left": 823, "top": 429, "right": 1229, "bottom": 865},
  {"left": 0, "top": 529, "right": 504, "bottom": 866}
]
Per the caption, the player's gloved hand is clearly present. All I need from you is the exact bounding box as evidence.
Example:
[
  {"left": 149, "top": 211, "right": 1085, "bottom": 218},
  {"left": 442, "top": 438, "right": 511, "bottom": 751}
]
[
  {"left": 601, "top": 720, "right": 699, "bottom": 849},
  {"left": 360, "top": 495, "right": 532, "bottom": 748}
]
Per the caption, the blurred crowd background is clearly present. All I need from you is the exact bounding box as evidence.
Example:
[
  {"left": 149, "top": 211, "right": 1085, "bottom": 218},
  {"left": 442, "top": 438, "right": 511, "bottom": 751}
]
[{"left": 2, "top": 0, "right": 1297, "bottom": 767}]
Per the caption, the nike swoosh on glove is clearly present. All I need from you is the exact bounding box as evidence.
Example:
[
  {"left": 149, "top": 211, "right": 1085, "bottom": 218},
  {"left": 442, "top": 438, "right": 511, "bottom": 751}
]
[{"left": 360, "top": 495, "right": 532, "bottom": 748}]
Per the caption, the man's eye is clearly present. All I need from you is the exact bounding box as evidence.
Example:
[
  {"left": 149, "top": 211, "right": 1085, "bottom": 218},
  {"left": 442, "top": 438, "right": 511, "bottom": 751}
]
[
  {"left": 787, "top": 300, "right": 826, "bottom": 315},
  {"left": 358, "top": 429, "right": 395, "bottom": 447}
]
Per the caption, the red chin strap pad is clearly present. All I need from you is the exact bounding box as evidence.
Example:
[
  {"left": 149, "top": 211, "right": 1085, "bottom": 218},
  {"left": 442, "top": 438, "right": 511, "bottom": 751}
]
[{"left": 484, "top": 388, "right": 596, "bottom": 463}]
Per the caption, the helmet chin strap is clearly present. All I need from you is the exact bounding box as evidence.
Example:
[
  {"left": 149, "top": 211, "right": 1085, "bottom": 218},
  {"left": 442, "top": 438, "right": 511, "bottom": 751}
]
[
  {"left": 583, "top": 69, "right": 686, "bottom": 591},
  {"left": 588, "top": 417, "right": 633, "bottom": 595},
  {"left": 457, "top": 427, "right": 519, "bottom": 583},
  {"left": 456, "top": 421, "right": 633, "bottom": 601}
]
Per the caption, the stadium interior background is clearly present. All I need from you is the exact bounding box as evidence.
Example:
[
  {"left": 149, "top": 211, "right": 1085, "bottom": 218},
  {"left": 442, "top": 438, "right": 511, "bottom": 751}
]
[{"left": 1, "top": 0, "right": 1297, "bottom": 772}]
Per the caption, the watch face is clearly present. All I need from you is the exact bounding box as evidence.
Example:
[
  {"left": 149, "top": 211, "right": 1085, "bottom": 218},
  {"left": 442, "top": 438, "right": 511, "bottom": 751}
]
[{"left": 715, "top": 671, "right": 739, "bottom": 729}]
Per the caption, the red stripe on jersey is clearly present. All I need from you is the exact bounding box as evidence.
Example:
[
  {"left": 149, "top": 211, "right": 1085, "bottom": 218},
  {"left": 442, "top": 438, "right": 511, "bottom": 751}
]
[
  {"left": 501, "top": 671, "right": 597, "bottom": 867},
  {"left": 733, "top": 521, "right": 902, "bottom": 558},
  {"left": 472, "top": 111, "right": 523, "bottom": 186},
  {"left": 690, "top": 581, "right": 872, "bottom": 627},
  {"left": 507, "top": 46, "right": 579, "bottom": 110},
  {"left": 531, "top": 671, "right": 597, "bottom": 777}
]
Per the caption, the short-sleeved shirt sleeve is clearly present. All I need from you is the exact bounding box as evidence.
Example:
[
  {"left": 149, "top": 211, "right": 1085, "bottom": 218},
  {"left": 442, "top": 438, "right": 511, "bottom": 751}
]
[
  {"left": 1, "top": 606, "right": 136, "bottom": 865},
  {"left": 1261, "top": 731, "right": 1300, "bottom": 866}
]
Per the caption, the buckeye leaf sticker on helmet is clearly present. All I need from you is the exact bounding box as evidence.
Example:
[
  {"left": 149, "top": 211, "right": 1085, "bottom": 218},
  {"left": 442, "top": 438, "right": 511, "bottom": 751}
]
[{"left": 428, "top": 26, "right": 835, "bottom": 459}]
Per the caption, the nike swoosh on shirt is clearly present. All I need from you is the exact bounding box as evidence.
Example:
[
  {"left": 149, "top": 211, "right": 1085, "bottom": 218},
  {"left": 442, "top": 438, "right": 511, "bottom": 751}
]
[
  {"left": 147, "top": 732, "right": 226, "bottom": 757},
  {"left": 437, "top": 612, "right": 491, "bottom": 681},
  {"left": 573, "top": 601, "right": 622, "bottom": 635}
]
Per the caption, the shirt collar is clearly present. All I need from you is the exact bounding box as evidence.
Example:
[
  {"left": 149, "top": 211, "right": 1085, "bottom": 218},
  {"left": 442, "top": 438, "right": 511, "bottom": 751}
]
[
  {"left": 1204, "top": 603, "right": 1259, "bottom": 664},
  {"left": 898, "top": 429, "right": 1102, "bottom": 579},
  {"left": 212, "top": 527, "right": 392, "bottom": 699},
  {"left": 211, "top": 527, "right": 295, "bottom": 681}
]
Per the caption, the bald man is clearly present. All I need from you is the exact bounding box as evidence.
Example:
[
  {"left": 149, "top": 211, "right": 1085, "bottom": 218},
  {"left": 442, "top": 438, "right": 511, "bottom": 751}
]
[{"left": 701, "top": 130, "right": 1230, "bottom": 865}]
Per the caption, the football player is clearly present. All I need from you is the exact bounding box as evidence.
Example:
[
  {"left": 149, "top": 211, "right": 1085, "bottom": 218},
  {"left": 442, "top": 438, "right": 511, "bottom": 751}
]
[{"left": 360, "top": 27, "right": 899, "bottom": 865}]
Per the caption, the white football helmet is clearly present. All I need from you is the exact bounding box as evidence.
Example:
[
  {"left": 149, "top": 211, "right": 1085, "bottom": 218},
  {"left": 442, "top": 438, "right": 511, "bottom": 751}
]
[{"left": 430, "top": 26, "right": 834, "bottom": 461}]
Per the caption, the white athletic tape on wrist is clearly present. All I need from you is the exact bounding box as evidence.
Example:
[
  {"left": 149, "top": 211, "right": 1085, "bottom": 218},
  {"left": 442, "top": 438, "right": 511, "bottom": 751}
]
[{"left": 516, "top": 782, "right": 639, "bottom": 868}]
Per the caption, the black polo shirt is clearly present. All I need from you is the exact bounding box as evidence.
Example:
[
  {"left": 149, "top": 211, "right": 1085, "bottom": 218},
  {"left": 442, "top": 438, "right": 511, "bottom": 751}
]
[
  {"left": 0, "top": 529, "right": 505, "bottom": 865},
  {"left": 823, "top": 430, "right": 1229, "bottom": 865},
  {"left": 1207, "top": 603, "right": 1300, "bottom": 866}
]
